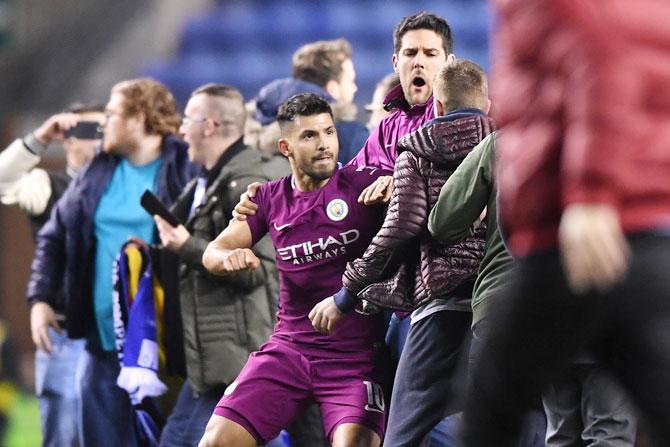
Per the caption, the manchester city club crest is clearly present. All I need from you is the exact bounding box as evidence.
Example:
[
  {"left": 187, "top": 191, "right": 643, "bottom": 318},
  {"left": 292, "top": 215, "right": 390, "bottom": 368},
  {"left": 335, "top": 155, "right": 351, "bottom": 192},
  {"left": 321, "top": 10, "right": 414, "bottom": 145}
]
[{"left": 326, "top": 198, "right": 348, "bottom": 221}]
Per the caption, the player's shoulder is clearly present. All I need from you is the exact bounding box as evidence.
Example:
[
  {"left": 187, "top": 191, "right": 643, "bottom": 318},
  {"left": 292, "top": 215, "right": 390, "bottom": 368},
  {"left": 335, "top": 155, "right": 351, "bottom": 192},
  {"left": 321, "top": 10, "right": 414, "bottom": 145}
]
[
  {"left": 339, "top": 164, "right": 387, "bottom": 179},
  {"left": 385, "top": 108, "right": 404, "bottom": 123},
  {"left": 338, "top": 165, "right": 390, "bottom": 189},
  {"left": 258, "top": 175, "right": 290, "bottom": 196},
  {"left": 252, "top": 175, "right": 291, "bottom": 213}
]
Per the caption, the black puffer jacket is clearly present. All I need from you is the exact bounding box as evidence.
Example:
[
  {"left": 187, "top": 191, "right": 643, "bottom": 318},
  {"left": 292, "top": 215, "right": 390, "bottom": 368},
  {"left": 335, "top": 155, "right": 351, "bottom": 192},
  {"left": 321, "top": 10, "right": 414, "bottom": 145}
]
[{"left": 342, "top": 110, "right": 495, "bottom": 311}]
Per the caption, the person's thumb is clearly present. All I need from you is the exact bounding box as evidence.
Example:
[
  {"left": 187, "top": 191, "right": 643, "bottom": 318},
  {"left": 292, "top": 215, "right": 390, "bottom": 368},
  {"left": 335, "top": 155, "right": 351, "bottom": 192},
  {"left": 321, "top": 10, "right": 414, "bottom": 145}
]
[{"left": 51, "top": 317, "right": 62, "bottom": 334}]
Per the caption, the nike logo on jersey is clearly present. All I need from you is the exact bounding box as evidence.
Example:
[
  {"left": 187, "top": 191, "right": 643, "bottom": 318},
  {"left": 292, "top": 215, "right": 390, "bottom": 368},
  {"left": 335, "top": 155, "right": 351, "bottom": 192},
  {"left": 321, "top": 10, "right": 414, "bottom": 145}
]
[{"left": 273, "top": 222, "right": 291, "bottom": 231}]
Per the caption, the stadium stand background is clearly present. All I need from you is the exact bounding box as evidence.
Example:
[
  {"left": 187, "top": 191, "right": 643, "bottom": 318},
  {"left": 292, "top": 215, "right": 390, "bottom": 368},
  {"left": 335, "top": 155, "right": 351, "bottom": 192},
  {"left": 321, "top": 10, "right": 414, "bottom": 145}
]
[{"left": 143, "top": 0, "right": 490, "bottom": 108}]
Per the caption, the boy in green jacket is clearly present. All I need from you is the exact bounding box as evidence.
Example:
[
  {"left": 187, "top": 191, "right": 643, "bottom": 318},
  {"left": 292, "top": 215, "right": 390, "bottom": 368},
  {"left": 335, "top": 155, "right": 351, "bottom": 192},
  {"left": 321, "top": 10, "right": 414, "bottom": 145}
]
[
  {"left": 429, "top": 133, "right": 549, "bottom": 446},
  {"left": 428, "top": 132, "right": 508, "bottom": 328}
]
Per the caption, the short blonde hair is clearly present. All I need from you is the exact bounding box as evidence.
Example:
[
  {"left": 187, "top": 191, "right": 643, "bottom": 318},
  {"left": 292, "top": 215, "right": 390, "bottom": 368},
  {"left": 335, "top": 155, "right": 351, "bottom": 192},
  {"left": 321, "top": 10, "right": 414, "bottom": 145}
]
[
  {"left": 433, "top": 59, "right": 488, "bottom": 112},
  {"left": 191, "top": 83, "right": 246, "bottom": 137}
]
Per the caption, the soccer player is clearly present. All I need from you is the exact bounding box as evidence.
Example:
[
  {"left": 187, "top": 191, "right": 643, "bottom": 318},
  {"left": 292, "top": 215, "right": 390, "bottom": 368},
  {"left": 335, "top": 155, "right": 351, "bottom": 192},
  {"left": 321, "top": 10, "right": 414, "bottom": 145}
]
[{"left": 199, "top": 93, "right": 389, "bottom": 447}]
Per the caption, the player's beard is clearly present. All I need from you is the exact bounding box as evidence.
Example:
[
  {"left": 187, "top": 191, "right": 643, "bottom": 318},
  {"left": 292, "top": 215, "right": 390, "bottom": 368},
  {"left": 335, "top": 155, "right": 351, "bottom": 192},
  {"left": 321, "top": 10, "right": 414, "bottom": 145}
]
[{"left": 304, "top": 158, "right": 337, "bottom": 182}]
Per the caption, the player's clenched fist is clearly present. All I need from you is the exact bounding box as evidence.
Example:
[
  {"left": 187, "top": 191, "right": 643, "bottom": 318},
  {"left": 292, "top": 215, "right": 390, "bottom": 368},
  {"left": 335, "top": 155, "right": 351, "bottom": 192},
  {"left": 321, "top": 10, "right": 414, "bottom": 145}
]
[
  {"left": 206, "top": 248, "right": 259, "bottom": 275},
  {"left": 308, "top": 296, "right": 344, "bottom": 334}
]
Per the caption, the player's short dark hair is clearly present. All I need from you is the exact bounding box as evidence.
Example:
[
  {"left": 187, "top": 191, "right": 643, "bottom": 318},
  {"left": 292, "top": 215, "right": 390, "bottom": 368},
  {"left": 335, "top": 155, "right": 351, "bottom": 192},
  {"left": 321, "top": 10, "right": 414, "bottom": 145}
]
[
  {"left": 276, "top": 93, "right": 333, "bottom": 133},
  {"left": 393, "top": 12, "right": 453, "bottom": 56},
  {"left": 434, "top": 59, "right": 488, "bottom": 113}
]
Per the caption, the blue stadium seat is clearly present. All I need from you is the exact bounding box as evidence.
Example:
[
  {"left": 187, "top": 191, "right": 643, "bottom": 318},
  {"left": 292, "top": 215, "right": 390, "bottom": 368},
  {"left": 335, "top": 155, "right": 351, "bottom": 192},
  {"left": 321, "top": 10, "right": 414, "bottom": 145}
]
[{"left": 142, "top": 0, "right": 491, "bottom": 108}]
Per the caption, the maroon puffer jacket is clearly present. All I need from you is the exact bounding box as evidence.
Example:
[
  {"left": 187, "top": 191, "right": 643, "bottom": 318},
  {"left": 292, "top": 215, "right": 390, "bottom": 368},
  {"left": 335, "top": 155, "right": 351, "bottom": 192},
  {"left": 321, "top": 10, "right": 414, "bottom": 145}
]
[{"left": 342, "top": 112, "right": 495, "bottom": 311}]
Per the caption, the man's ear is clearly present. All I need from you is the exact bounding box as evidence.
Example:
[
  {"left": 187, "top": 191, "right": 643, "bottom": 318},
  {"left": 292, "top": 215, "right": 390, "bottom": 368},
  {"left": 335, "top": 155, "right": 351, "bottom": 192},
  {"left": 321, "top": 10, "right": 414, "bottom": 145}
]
[
  {"left": 392, "top": 54, "right": 399, "bottom": 74},
  {"left": 203, "top": 119, "right": 217, "bottom": 137},
  {"left": 128, "top": 113, "right": 146, "bottom": 134},
  {"left": 484, "top": 98, "right": 492, "bottom": 114},
  {"left": 278, "top": 138, "right": 290, "bottom": 157},
  {"left": 434, "top": 98, "right": 445, "bottom": 117},
  {"left": 324, "top": 79, "right": 340, "bottom": 101}
]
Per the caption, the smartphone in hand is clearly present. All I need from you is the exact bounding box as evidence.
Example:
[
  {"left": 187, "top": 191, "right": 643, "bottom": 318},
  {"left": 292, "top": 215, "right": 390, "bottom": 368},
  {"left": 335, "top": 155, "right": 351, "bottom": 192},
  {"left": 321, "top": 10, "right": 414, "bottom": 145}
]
[{"left": 140, "top": 190, "right": 181, "bottom": 227}]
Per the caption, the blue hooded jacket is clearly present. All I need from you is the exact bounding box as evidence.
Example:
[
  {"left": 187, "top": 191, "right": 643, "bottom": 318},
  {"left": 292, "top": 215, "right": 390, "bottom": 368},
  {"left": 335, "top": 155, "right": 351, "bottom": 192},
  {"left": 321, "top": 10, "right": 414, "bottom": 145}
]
[{"left": 27, "top": 135, "right": 197, "bottom": 339}]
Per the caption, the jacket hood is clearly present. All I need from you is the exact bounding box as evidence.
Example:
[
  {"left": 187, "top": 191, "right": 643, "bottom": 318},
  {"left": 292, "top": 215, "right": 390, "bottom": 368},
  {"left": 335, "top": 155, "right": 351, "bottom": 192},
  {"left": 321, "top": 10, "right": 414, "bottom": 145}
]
[{"left": 397, "top": 109, "right": 495, "bottom": 167}]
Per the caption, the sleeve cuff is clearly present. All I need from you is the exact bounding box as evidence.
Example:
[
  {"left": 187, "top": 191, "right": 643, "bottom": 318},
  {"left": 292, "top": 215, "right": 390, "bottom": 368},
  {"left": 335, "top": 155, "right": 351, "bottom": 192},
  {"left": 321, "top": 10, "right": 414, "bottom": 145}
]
[
  {"left": 333, "top": 287, "right": 357, "bottom": 314},
  {"left": 28, "top": 296, "right": 48, "bottom": 307},
  {"left": 23, "top": 133, "right": 48, "bottom": 156},
  {"left": 178, "top": 236, "right": 209, "bottom": 266},
  {"left": 562, "top": 186, "right": 620, "bottom": 210}
]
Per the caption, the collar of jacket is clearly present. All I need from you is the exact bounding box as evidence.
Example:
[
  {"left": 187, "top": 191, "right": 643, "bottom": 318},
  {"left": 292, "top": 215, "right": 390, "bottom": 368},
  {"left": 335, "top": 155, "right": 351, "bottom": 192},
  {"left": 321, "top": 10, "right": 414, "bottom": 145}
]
[
  {"left": 156, "top": 135, "right": 198, "bottom": 206},
  {"left": 397, "top": 111, "right": 495, "bottom": 167},
  {"left": 87, "top": 134, "right": 194, "bottom": 207},
  {"left": 424, "top": 108, "right": 486, "bottom": 127},
  {"left": 199, "top": 136, "right": 246, "bottom": 187},
  {"left": 382, "top": 84, "right": 433, "bottom": 115}
]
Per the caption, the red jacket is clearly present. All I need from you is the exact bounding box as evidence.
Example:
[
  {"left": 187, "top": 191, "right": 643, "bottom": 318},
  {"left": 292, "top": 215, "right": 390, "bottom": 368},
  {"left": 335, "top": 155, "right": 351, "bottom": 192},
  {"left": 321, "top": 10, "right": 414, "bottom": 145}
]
[{"left": 494, "top": 0, "right": 670, "bottom": 256}]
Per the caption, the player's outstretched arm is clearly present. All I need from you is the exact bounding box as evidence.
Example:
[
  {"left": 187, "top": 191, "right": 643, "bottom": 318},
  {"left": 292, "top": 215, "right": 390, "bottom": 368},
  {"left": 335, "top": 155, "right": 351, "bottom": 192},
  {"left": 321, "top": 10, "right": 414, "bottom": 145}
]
[{"left": 203, "top": 219, "right": 258, "bottom": 276}]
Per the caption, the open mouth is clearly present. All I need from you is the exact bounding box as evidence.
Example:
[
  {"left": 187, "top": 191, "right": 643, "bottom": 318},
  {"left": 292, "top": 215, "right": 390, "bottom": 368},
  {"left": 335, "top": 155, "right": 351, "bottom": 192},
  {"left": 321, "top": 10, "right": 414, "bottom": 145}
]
[{"left": 412, "top": 76, "right": 426, "bottom": 88}]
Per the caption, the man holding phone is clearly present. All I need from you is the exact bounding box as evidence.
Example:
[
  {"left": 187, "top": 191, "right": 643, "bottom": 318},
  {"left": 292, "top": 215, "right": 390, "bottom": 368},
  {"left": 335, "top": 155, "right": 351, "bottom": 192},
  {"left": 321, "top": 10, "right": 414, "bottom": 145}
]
[
  {"left": 0, "top": 106, "right": 104, "bottom": 233},
  {"left": 0, "top": 104, "right": 104, "bottom": 447}
]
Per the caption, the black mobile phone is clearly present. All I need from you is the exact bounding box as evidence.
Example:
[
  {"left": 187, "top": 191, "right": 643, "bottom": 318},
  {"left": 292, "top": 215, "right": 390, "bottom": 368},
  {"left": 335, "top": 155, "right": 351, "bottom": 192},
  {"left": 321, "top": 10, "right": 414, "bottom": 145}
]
[
  {"left": 140, "top": 190, "right": 181, "bottom": 227},
  {"left": 63, "top": 121, "right": 103, "bottom": 140}
]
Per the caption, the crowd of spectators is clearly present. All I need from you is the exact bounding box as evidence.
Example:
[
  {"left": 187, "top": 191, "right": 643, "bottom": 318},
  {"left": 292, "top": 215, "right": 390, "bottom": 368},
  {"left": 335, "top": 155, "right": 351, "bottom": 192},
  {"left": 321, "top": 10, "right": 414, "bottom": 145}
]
[{"left": 2, "top": 4, "right": 669, "bottom": 447}]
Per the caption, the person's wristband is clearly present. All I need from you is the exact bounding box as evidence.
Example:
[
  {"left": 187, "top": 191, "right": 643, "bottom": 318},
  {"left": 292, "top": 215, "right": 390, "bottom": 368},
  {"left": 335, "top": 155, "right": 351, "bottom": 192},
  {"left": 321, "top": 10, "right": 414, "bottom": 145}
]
[
  {"left": 23, "top": 132, "right": 48, "bottom": 156},
  {"left": 333, "top": 287, "right": 357, "bottom": 314}
]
